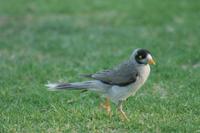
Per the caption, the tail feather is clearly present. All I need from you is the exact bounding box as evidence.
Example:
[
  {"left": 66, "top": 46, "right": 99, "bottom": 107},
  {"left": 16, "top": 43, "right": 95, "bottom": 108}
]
[{"left": 45, "top": 81, "right": 94, "bottom": 91}]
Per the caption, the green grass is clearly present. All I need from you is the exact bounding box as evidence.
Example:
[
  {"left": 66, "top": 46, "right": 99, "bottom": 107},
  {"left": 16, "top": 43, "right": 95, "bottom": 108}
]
[{"left": 0, "top": 0, "right": 200, "bottom": 132}]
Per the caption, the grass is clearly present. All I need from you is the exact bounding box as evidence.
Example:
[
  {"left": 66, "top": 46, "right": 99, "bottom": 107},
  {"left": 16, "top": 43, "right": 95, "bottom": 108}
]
[{"left": 0, "top": 0, "right": 200, "bottom": 132}]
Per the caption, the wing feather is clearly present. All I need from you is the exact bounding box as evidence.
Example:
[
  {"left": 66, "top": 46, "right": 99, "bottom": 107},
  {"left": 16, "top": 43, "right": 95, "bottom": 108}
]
[{"left": 83, "top": 61, "right": 138, "bottom": 86}]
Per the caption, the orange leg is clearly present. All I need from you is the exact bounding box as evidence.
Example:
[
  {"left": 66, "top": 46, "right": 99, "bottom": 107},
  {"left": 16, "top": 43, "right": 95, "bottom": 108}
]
[
  {"left": 117, "top": 100, "right": 129, "bottom": 121},
  {"left": 100, "top": 97, "right": 112, "bottom": 117}
]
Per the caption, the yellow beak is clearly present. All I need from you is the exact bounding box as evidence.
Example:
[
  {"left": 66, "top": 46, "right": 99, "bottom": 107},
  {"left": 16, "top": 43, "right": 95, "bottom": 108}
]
[{"left": 148, "top": 58, "right": 156, "bottom": 65}]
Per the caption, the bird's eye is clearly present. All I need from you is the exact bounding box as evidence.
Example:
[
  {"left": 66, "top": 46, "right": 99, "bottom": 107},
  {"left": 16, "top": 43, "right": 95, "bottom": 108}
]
[{"left": 139, "top": 55, "right": 142, "bottom": 59}]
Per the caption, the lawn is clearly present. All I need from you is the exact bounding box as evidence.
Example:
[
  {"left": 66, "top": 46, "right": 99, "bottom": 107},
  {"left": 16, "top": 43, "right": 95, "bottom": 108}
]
[{"left": 0, "top": 0, "right": 200, "bottom": 132}]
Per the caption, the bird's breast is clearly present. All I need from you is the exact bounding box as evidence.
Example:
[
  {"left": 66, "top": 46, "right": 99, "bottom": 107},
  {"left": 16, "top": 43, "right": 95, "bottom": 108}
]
[
  {"left": 138, "top": 65, "right": 150, "bottom": 84},
  {"left": 130, "top": 65, "right": 151, "bottom": 91}
]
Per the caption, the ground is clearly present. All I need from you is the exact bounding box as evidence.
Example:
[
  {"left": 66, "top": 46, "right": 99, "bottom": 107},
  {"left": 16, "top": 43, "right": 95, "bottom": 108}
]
[{"left": 0, "top": 0, "right": 200, "bottom": 132}]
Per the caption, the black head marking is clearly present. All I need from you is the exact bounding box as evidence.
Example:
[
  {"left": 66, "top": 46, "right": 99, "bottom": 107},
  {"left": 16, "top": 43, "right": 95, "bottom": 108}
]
[{"left": 135, "top": 49, "right": 151, "bottom": 64}]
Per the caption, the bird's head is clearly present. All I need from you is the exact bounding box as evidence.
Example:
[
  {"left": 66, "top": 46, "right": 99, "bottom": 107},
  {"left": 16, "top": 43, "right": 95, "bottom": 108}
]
[{"left": 131, "top": 48, "right": 156, "bottom": 65}]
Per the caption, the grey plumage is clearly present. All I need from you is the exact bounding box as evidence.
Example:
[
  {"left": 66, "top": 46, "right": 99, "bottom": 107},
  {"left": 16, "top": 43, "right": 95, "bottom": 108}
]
[
  {"left": 82, "top": 60, "right": 139, "bottom": 86},
  {"left": 46, "top": 48, "right": 155, "bottom": 120},
  {"left": 46, "top": 49, "right": 153, "bottom": 103}
]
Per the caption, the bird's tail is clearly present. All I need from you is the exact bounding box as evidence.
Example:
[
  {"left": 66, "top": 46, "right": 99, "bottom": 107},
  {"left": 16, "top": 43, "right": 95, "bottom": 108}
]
[{"left": 45, "top": 81, "right": 95, "bottom": 91}]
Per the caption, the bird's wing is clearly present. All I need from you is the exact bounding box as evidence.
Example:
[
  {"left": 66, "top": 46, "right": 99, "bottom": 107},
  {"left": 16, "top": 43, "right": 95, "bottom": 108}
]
[{"left": 83, "top": 61, "right": 138, "bottom": 86}]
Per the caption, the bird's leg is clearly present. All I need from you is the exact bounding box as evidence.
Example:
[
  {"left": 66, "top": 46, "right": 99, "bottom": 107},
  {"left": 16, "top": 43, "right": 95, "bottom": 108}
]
[
  {"left": 100, "top": 97, "right": 112, "bottom": 117},
  {"left": 117, "top": 100, "right": 129, "bottom": 121}
]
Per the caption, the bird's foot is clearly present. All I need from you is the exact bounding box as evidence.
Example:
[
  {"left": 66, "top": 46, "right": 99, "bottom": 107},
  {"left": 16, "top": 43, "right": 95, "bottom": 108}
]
[
  {"left": 100, "top": 103, "right": 112, "bottom": 117},
  {"left": 118, "top": 110, "right": 129, "bottom": 122},
  {"left": 117, "top": 100, "right": 130, "bottom": 122},
  {"left": 100, "top": 97, "right": 112, "bottom": 117}
]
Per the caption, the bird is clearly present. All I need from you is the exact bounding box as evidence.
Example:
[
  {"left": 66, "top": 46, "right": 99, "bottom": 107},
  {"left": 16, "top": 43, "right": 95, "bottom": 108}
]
[{"left": 46, "top": 48, "right": 155, "bottom": 121}]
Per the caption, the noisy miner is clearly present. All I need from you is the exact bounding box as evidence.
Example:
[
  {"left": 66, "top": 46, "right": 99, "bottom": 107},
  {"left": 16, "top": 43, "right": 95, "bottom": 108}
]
[{"left": 46, "top": 48, "right": 155, "bottom": 121}]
